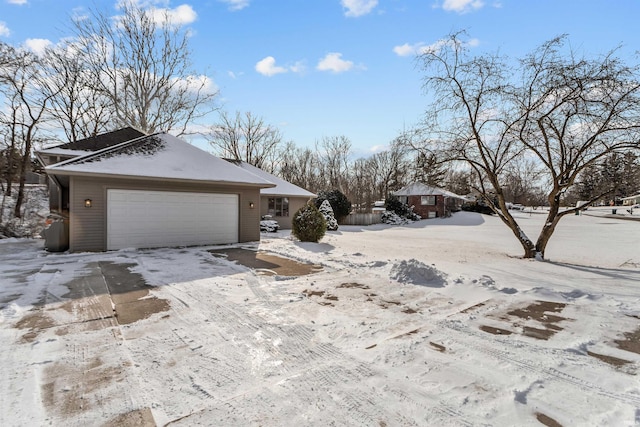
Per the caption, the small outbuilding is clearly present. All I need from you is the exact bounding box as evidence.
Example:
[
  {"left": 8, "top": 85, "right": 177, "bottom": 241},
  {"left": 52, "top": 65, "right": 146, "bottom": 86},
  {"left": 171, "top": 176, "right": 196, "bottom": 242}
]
[
  {"left": 394, "top": 182, "right": 467, "bottom": 219},
  {"left": 39, "top": 132, "right": 275, "bottom": 252}
]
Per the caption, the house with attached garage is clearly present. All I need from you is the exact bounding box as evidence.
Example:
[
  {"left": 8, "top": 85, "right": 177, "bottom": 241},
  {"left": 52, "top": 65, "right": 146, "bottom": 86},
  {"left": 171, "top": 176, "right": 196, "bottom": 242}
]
[
  {"left": 224, "top": 160, "right": 316, "bottom": 229},
  {"left": 37, "top": 132, "right": 276, "bottom": 252}
]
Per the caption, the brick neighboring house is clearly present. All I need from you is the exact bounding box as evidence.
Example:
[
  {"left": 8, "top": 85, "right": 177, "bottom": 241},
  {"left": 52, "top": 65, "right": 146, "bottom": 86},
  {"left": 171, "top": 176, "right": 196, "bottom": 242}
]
[{"left": 394, "top": 182, "right": 467, "bottom": 219}]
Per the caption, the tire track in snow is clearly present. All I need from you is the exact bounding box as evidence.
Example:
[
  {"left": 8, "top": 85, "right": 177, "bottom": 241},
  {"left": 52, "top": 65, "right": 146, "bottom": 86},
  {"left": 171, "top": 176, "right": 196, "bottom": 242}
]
[
  {"left": 439, "top": 318, "right": 640, "bottom": 407},
  {"left": 158, "top": 266, "right": 484, "bottom": 426}
]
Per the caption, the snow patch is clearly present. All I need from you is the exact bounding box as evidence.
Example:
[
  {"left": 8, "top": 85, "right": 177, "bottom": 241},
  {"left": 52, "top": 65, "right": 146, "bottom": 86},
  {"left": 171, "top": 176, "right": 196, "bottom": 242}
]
[{"left": 389, "top": 259, "right": 447, "bottom": 287}]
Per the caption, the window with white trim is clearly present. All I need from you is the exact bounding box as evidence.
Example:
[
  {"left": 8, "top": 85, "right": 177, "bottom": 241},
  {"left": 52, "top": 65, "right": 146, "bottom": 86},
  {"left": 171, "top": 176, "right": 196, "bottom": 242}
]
[
  {"left": 421, "top": 195, "right": 436, "bottom": 205},
  {"left": 268, "top": 197, "right": 289, "bottom": 217}
]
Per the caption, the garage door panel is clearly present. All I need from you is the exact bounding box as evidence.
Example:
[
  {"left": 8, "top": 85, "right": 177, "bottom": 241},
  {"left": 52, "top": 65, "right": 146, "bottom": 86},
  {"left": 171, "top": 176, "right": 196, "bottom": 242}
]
[{"left": 107, "top": 190, "right": 238, "bottom": 250}]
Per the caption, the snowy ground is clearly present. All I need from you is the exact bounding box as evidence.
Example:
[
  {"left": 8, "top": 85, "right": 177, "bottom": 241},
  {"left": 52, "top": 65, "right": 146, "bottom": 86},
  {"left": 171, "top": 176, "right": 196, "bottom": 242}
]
[{"left": 1, "top": 209, "right": 639, "bottom": 426}]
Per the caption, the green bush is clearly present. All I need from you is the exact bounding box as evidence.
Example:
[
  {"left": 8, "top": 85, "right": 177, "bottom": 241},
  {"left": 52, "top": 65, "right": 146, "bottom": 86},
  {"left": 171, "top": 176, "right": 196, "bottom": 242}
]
[
  {"left": 385, "top": 195, "right": 410, "bottom": 216},
  {"left": 292, "top": 202, "right": 327, "bottom": 242},
  {"left": 385, "top": 195, "right": 421, "bottom": 220},
  {"left": 316, "top": 189, "right": 352, "bottom": 223}
]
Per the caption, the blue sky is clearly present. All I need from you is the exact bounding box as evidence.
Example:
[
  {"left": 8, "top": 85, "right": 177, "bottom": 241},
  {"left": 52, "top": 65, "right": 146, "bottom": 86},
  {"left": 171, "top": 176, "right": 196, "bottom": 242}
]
[{"left": 1, "top": 0, "right": 639, "bottom": 157}]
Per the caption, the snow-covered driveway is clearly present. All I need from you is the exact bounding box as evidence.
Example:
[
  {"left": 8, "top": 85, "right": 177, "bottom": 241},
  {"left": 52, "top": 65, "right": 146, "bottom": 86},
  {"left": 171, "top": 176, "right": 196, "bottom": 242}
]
[{"left": 1, "top": 211, "right": 639, "bottom": 426}]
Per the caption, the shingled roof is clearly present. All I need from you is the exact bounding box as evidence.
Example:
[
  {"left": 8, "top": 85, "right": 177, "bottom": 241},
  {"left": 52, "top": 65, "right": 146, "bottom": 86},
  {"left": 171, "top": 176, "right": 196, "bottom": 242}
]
[
  {"left": 224, "top": 160, "right": 316, "bottom": 197},
  {"left": 45, "top": 133, "right": 276, "bottom": 188},
  {"left": 48, "top": 127, "right": 145, "bottom": 152}
]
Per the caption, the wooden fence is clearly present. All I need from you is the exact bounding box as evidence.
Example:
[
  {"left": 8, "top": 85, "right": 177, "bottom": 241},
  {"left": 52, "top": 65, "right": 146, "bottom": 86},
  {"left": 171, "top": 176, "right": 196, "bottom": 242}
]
[{"left": 340, "top": 212, "right": 382, "bottom": 226}]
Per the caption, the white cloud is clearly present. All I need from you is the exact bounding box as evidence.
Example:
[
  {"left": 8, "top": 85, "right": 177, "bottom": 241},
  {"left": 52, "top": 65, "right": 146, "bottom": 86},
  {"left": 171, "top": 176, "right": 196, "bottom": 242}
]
[
  {"left": 7, "top": 0, "right": 28, "bottom": 4},
  {"left": 466, "top": 38, "right": 480, "bottom": 47},
  {"left": 149, "top": 4, "right": 197, "bottom": 25},
  {"left": 255, "top": 56, "right": 288, "bottom": 76},
  {"left": 114, "top": 1, "right": 197, "bottom": 25},
  {"left": 393, "top": 38, "right": 480, "bottom": 57},
  {"left": 289, "top": 61, "right": 306, "bottom": 74},
  {"left": 341, "top": 0, "right": 378, "bottom": 17},
  {"left": 220, "top": 0, "right": 250, "bottom": 11},
  {"left": 24, "top": 38, "right": 53, "bottom": 56},
  {"left": 370, "top": 144, "right": 388, "bottom": 153},
  {"left": 0, "top": 22, "right": 10, "bottom": 37},
  {"left": 392, "top": 43, "right": 421, "bottom": 57},
  {"left": 255, "top": 57, "right": 304, "bottom": 77},
  {"left": 441, "top": 0, "right": 484, "bottom": 13},
  {"left": 173, "top": 74, "right": 218, "bottom": 95},
  {"left": 316, "top": 52, "right": 354, "bottom": 73}
]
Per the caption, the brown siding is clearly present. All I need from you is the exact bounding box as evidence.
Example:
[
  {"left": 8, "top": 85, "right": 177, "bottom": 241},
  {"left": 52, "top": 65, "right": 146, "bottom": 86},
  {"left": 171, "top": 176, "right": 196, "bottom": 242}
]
[
  {"left": 69, "top": 175, "right": 261, "bottom": 252},
  {"left": 260, "top": 196, "right": 310, "bottom": 230},
  {"left": 70, "top": 177, "right": 106, "bottom": 252}
]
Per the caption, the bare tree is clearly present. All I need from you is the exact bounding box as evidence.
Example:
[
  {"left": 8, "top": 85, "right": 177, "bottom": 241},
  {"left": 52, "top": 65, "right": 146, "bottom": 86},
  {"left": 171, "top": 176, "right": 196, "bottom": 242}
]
[
  {"left": 417, "top": 32, "right": 640, "bottom": 259},
  {"left": 317, "top": 135, "right": 352, "bottom": 192},
  {"left": 0, "top": 45, "right": 55, "bottom": 218},
  {"left": 349, "top": 157, "right": 375, "bottom": 212},
  {"left": 42, "top": 43, "right": 113, "bottom": 142},
  {"left": 72, "top": 1, "right": 217, "bottom": 135},
  {"left": 369, "top": 142, "right": 409, "bottom": 200},
  {"left": 207, "top": 111, "right": 284, "bottom": 171},
  {"left": 276, "top": 142, "right": 322, "bottom": 191}
]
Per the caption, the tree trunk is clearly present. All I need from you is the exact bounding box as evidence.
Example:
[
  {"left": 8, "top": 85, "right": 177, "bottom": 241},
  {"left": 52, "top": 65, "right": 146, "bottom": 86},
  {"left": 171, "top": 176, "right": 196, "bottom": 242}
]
[
  {"left": 534, "top": 200, "right": 563, "bottom": 259},
  {"left": 13, "top": 132, "right": 32, "bottom": 219},
  {"left": 4, "top": 143, "right": 14, "bottom": 197},
  {"left": 508, "top": 219, "right": 538, "bottom": 259},
  {"left": 494, "top": 206, "right": 539, "bottom": 258}
]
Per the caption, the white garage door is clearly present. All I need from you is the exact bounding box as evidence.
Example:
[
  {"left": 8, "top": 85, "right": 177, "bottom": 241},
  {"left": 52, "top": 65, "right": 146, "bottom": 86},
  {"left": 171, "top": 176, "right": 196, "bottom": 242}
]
[{"left": 107, "top": 189, "right": 238, "bottom": 250}]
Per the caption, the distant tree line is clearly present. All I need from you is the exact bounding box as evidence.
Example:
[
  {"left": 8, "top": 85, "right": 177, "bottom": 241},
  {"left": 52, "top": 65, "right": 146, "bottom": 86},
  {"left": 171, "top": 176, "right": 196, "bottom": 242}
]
[{"left": 207, "top": 107, "right": 640, "bottom": 218}]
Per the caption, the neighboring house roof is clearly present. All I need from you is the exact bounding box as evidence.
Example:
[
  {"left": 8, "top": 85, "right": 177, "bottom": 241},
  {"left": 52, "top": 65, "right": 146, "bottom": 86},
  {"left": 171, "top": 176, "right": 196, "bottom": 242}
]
[
  {"left": 224, "top": 160, "right": 316, "bottom": 197},
  {"left": 620, "top": 193, "right": 640, "bottom": 201},
  {"left": 394, "top": 182, "right": 467, "bottom": 200},
  {"left": 45, "top": 133, "right": 276, "bottom": 188},
  {"left": 39, "top": 127, "right": 146, "bottom": 156}
]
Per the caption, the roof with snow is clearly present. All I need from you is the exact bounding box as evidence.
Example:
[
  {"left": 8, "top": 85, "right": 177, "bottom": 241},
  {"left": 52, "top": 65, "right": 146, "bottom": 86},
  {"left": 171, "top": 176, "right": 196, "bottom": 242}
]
[
  {"left": 38, "top": 127, "right": 146, "bottom": 156},
  {"left": 45, "top": 133, "right": 276, "bottom": 188},
  {"left": 394, "top": 182, "right": 467, "bottom": 200},
  {"left": 224, "top": 160, "right": 316, "bottom": 197},
  {"left": 620, "top": 193, "right": 640, "bottom": 200}
]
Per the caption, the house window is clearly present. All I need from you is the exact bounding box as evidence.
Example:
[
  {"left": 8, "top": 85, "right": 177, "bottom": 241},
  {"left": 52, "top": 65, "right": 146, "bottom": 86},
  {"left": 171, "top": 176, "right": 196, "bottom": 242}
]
[
  {"left": 268, "top": 197, "right": 289, "bottom": 217},
  {"left": 421, "top": 195, "right": 436, "bottom": 206}
]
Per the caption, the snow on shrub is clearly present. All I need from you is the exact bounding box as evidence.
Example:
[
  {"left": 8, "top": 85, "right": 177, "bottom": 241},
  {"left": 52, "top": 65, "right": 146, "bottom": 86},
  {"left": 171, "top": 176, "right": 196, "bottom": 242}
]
[
  {"left": 384, "top": 195, "right": 421, "bottom": 224},
  {"left": 390, "top": 259, "right": 447, "bottom": 287},
  {"left": 292, "top": 202, "right": 326, "bottom": 242},
  {"left": 381, "top": 210, "right": 420, "bottom": 225},
  {"left": 318, "top": 199, "right": 338, "bottom": 231},
  {"left": 316, "top": 190, "right": 351, "bottom": 223},
  {"left": 0, "top": 185, "right": 49, "bottom": 239}
]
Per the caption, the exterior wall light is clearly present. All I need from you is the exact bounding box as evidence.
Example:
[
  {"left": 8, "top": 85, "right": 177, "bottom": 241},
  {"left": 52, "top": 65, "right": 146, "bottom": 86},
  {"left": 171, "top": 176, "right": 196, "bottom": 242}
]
[
  {"left": 249, "top": 202, "right": 255, "bottom": 209},
  {"left": 84, "top": 199, "right": 92, "bottom": 208}
]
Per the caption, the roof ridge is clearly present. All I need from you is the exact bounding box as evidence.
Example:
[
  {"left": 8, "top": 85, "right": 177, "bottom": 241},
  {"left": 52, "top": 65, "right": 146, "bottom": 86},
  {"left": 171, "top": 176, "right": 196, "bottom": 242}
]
[{"left": 48, "top": 132, "right": 159, "bottom": 168}]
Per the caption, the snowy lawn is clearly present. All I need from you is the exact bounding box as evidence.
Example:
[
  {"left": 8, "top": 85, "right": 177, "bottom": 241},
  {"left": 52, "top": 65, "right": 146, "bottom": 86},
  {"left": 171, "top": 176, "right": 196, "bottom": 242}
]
[{"left": 1, "top": 210, "right": 639, "bottom": 426}]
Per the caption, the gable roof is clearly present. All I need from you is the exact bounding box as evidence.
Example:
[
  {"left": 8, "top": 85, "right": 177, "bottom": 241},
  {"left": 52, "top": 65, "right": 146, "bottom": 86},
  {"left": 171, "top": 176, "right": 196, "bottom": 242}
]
[
  {"left": 38, "top": 127, "right": 146, "bottom": 157},
  {"left": 224, "top": 160, "right": 316, "bottom": 197},
  {"left": 45, "top": 133, "right": 276, "bottom": 188},
  {"left": 394, "top": 182, "right": 466, "bottom": 199}
]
